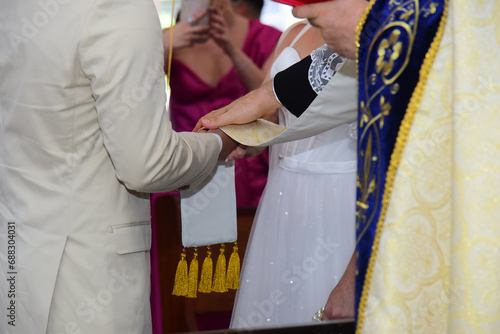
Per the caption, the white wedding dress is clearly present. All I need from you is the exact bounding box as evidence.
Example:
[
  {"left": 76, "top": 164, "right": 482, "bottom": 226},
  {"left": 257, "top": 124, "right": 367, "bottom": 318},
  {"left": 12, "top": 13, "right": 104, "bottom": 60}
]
[{"left": 230, "top": 23, "right": 357, "bottom": 329}]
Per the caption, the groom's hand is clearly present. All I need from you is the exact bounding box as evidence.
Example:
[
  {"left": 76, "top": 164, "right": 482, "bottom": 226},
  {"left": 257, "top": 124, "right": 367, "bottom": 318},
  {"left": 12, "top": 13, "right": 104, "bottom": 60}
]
[{"left": 207, "top": 128, "right": 238, "bottom": 161}]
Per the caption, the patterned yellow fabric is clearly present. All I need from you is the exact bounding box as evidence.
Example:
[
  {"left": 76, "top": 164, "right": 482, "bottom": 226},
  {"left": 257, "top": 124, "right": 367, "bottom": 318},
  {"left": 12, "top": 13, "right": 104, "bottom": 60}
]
[
  {"left": 361, "top": 2, "right": 500, "bottom": 333},
  {"left": 220, "top": 119, "right": 287, "bottom": 147}
]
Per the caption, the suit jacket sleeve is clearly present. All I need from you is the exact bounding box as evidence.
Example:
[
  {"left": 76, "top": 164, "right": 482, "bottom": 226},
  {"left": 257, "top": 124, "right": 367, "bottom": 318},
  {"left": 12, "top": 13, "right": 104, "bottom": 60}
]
[
  {"left": 273, "top": 55, "right": 318, "bottom": 117},
  {"left": 263, "top": 58, "right": 358, "bottom": 145},
  {"left": 79, "top": 0, "right": 219, "bottom": 193},
  {"left": 273, "top": 54, "right": 358, "bottom": 130},
  {"left": 221, "top": 59, "right": 358, "bottom": 147}
]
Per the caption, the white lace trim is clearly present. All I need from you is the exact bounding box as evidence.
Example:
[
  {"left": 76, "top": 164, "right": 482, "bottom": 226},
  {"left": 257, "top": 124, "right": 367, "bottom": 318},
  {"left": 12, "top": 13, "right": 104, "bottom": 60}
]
[
  {"left": 308, "top": 44, "right": 346, "bottom": 94},
  {"left": 347, "top": 121, "right": 358, "bottom": 139}
]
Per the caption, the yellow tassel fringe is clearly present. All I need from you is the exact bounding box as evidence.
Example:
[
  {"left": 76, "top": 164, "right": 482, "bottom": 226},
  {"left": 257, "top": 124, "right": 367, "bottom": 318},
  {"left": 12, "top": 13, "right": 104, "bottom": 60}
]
[
  {"left": 173, "top": 243, "right": 240, "bottom": 297},
  {"left": 226, "top": 242, "right": 240, "bottom": 290},
  {"left": 198, "top": 246, "right": 213, "bottom": 293},
  {"left": 187, "top": 248, "right": 199, "bottom": 298},
  {"left": 212, "top": 244, "right": 228, "bottom": 292},
  {"left": 172, "top": 249, "right": 188, "bottom": 296}
]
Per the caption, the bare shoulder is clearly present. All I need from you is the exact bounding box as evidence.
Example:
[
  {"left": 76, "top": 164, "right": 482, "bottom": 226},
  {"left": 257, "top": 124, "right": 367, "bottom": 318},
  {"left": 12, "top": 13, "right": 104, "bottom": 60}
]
[
  {"left": 274, "top": 21, "right": 309, "bottom": 56},
  {"left": 293, "top": 25, "right": 325, "bottom": 58}
]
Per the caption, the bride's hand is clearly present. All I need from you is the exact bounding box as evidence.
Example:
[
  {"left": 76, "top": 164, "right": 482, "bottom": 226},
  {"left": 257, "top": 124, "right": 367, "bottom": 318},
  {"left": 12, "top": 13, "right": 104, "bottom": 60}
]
[{"left": 194, "top": 81, "right": 282, "bottom": 131}]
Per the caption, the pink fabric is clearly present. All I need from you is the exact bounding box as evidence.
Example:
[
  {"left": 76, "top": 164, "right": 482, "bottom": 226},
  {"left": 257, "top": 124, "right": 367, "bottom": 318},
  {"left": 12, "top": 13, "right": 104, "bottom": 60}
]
[
  {"left": 150, "top": 195, "right": 163, "bottom": 334},
  {"left": 169, "top": 19, "right": 281, "bottom": 207}
]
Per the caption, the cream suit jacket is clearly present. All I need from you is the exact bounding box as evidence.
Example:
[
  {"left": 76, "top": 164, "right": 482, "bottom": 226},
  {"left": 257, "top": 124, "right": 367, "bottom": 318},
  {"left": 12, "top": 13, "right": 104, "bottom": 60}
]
[{"left": 0, "top": 0, "right": 220, "bottom": 333}]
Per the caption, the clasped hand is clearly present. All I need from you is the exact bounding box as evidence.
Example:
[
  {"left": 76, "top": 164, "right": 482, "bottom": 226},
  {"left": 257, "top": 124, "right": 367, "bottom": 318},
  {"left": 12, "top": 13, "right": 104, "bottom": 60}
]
[{"left": 197, "top": 127, "right": 265, "bottom": 162}]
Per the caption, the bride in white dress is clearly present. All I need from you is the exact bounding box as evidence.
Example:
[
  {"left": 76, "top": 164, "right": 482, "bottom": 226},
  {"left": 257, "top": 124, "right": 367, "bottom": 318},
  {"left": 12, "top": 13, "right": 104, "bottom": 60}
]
[{"left": 230, "top": 21, "right": 357, "bottom": 329}]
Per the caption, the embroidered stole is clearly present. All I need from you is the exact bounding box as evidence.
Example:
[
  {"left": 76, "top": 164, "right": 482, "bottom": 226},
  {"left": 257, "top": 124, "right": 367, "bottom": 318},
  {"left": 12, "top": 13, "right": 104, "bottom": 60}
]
[{"left": 355, "top": 0, "right": 447, "bottom": 318}]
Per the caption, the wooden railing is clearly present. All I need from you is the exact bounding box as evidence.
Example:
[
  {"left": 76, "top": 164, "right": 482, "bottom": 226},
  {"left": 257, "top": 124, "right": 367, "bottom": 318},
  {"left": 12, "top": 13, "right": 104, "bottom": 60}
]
[
  {"left": 152, "top": 193, "right": 354, "bottom": 334},
  {"left": 185, "top": 320, "right": 355, "bottom": 334}
]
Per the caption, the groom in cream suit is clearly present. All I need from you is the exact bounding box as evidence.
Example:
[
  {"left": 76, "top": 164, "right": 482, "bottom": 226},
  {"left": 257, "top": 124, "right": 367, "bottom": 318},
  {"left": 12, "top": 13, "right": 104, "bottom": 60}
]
[{"left": 0, "top": 0, "right": 235, "bottom": 333}]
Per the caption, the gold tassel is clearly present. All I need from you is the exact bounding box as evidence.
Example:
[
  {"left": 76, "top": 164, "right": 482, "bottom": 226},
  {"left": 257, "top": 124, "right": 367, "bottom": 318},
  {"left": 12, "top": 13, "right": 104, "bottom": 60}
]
[
  {"left": 226, "top": 242, "right": 240, "bottom": 290},
  {"left": 187, "top": 248, "right": 199, "bottom": 298},
  {"left": 172, "top": 248, "right": 188, "bottom": 296},
  {"left": 198, "top": 246, "right": 213, "bottom": 293},
  {"left": 212, "top": 244, "right": 228, "bottom": 293}
]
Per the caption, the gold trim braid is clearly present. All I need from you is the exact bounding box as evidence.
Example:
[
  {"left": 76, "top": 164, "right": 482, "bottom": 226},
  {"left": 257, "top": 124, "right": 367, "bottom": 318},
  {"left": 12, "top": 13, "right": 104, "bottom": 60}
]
[
  {"left": 355, "top": 1, "right": 450, "bottom": 333},
  {"left": 355, "top": 0, "right": 377, "bottom": 73},
  {"left": 166, "top": 0, "right": 175, "bottom": 89}
]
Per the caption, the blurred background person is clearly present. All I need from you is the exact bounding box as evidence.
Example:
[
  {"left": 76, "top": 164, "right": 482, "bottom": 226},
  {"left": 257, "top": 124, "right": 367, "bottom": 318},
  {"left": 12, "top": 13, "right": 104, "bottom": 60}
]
[
  {"left": 161, "top": 0, "right": 281, "bottom": 207},
  {"left": 231, "top": 0, "right": 264, "bottom": 20}
]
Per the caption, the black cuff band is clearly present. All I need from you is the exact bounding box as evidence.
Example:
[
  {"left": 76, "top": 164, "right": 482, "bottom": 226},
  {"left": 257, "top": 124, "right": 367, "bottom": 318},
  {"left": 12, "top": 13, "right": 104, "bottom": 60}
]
[{"left": 273, "top": 56, "right": 317, "bottom": 118}]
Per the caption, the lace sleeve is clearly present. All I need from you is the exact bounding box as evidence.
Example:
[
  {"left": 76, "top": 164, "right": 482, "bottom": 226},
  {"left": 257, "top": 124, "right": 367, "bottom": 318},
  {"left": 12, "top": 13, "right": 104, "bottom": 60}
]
[
  {"left": 273, "top": 45, "right": 347, "bottom": 118},
  {"left": 308, "top": 44, "right": 346, "bottom": 94}
]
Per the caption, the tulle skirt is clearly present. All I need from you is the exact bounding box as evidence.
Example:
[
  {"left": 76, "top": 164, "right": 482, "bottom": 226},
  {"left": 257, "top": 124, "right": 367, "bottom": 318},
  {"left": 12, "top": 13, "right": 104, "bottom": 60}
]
[{"left": 230, "top": 139, "right": 357, "bottom": 328}]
